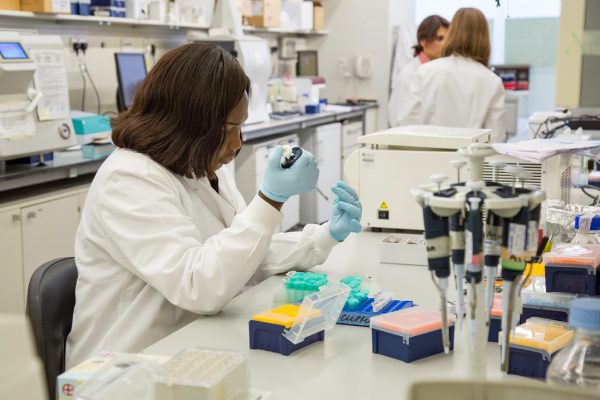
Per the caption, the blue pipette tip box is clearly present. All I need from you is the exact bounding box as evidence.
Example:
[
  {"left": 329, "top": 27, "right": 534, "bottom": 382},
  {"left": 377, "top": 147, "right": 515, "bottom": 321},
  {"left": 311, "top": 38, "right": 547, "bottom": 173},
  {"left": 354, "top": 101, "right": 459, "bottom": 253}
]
[
  {"left": 337, "top": 298, "right": 414, "bottom": 327},
  {"left": 544, "top": 264, "right": 599, "bottom": 296},
  {"left": 488, "top": 317, "right": 501, "bottom": 343},
  {"left": 508, "top": 346, "right": 551, "bottom": 378},
  {"left": 248, "top": 320, "right": 324, "bottom": 356},
  {"left": 370, "top": 307, "right": 455, "bottom": 363}
]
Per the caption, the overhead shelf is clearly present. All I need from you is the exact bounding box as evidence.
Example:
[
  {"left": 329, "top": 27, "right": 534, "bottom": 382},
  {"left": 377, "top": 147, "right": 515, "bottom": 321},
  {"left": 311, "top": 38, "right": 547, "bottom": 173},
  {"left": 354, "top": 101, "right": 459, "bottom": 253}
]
[
  {"left": 0, "top": 10, "right": 328, "bottom": 35},
  {"left": 243, "top": 26, "right": 329, "bottom": 36},
  {"left": 0, "top": 9, "right": 210, "bottom": 30}
]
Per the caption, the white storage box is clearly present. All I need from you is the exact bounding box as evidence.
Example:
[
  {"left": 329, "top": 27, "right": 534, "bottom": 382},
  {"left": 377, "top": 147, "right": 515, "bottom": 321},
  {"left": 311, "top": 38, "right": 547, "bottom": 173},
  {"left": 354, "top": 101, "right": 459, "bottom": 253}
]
[
  {"left": 281, "top": 0, "right": 313, "bottom": 30},
  {"left": 379, "top": 234, "right": 427, "bottom": 266}
]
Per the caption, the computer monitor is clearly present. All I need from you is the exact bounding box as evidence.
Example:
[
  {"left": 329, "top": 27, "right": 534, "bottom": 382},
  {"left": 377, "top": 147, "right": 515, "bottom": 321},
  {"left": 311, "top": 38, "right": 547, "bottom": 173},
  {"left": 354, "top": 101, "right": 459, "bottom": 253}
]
[
  {"left": 114, "top": 52, "right": 147, "bottom": 112},
  {"left": 296, "top": 50, "right": 318, "bottom": 77}
]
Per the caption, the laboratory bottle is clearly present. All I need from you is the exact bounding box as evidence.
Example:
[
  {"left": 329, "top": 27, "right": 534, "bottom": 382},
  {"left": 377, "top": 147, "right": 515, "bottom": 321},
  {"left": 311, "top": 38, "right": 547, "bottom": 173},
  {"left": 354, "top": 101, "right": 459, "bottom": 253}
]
[
  {"left": 572, "top": 214, "right": 600, "bottom": 245},
  {"left": 546, "top": 297, "right": 600, "bottom": 389}
]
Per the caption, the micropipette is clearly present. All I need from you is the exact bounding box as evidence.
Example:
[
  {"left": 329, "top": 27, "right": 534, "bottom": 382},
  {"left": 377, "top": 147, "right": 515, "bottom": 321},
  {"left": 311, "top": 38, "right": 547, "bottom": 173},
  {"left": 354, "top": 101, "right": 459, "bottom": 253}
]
[
  {"left": 281, "top": 145, "right": 329, "bottom": 202},
  {"left": 422, "top": 202, "right": 452, "bottom": 354},
  {"left": 500, "top": 198, "right": 530, "bottom": 372},
  {"left": 484, "top": 211, "right": 502, "bottom": 322},
  {"left": 450, "top": 211, "right": 466, "bottom": 325}
]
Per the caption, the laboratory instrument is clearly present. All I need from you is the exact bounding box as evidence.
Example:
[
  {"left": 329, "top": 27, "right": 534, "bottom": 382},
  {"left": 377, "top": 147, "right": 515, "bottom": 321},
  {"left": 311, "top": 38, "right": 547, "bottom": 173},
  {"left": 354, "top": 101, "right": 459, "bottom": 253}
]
[
  {"left": 547, "top": 297, "right": 600, "bottom": 390},
  {"left": 411, "top": 141, "right": 546, "bottom": 377},
  {"left": 371, "top": 307, "right": 456, "bottom": 363},
  {"left": 503, "top": 318, "right": 573, "bottom": 378},
  {"left": 0, "top": 32, "right": 76, "bottom": 164},
  {"left": 345, "top": 125, "right": 493, "bottom": 231},
  {"left": 344, "top": 125, "right": 572, "bottom": 231},
  {"left": 280, "top": 145, "right": 329, "bottom": 202}
]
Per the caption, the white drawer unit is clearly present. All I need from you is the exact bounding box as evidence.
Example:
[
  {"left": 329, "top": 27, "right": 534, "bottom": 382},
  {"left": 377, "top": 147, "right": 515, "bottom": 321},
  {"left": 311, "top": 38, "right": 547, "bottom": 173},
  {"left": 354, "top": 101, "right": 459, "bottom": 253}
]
[
  {"left": 0, "top": 185, "right": 88, "bottom": 314},
  {"left": 300, "top": 123, "right": 342, "bottom": 224}
]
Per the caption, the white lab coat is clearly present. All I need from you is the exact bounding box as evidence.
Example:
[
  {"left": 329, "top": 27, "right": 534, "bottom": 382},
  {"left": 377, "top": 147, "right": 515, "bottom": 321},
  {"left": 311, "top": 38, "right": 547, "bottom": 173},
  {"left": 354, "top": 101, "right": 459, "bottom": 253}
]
[
  {"left": 398, "top": 55, "right": 507, "bottom": 142},
  {"left": 66, "top": 148, "right": 338, "bottom": 368},
  {"left": 388, "top": 56, "right": 423, "bottom": 128}
]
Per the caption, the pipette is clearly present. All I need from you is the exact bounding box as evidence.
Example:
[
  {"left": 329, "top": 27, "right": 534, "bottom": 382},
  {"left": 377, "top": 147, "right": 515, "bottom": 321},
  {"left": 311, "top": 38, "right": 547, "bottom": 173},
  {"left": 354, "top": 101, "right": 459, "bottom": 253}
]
[
  {"left": 422, "top": 173, "right": 452, "bottom": 354},
  {"left": 484, "top": 211, "right": 502, "bottom": 322},
  {"left": 422, "top": 201, "right": 452, "bottom": 354},
  {"left": 450, "top": 211, "right": 466, "bottom": 325},
  {"left": 280, "top": 145, "right": 329, "bottom": 201},
  {"left": 466, "top": 187, "right": 486, "bottom": 376},
  {"left": 500, "top": 198, "right": 530, "bottom": 372}
]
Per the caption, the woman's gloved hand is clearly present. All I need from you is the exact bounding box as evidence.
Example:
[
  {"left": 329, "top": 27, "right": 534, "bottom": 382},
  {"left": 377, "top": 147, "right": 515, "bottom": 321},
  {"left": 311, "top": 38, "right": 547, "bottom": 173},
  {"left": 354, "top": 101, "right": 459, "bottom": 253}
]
[
  {"left": 259, "top": 146, "right": 319, "bottom": 203},
  {"left": 329, "top": 181, "right": 362, "bottom": 241}
]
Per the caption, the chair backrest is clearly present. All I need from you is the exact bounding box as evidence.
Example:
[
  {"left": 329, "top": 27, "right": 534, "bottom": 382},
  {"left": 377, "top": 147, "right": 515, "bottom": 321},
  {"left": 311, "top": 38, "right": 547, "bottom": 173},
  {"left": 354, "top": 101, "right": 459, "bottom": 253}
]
[{"left": 27, "top": 257, "right": 78, "bottom": 400}]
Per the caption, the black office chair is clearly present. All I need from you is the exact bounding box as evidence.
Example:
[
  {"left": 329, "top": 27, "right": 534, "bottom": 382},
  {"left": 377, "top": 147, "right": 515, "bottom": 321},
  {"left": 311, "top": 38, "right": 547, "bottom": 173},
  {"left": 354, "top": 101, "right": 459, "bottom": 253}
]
[{"left": 27, "top": 257, "right": 78, "bottom": 400}]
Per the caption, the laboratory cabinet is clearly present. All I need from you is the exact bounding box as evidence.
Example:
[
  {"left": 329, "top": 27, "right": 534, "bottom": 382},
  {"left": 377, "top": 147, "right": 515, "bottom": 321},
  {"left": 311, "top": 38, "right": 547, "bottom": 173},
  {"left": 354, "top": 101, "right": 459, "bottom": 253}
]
[
  {"left": 300, "top": 122, "right": 342, "bottom": 224},
  {"left": 0, "top": 185, "right": 89, "bottom": 314}
]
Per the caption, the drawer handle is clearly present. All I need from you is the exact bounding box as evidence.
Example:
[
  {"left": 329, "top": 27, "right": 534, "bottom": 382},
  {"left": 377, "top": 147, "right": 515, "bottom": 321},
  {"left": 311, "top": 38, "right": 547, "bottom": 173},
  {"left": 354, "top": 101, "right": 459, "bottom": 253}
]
[
  {"left": 12, "top": 214, "right": 21, "bottom": 222},
  {"left": 26, "top": 211, "right": 37, "bottom": 219}
]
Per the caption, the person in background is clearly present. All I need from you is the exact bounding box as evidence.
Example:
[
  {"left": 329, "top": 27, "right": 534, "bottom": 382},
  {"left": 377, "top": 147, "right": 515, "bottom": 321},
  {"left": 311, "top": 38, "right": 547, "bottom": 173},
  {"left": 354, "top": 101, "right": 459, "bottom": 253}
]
[
  {"left": 388, "top": 14, "right": 449, "bottom": 127},
  {"left": 66, "top": 43, "right": 362, "bottom": 368},
  {"left": 397, "top": 8, "right": 507, "bottom": 143}
]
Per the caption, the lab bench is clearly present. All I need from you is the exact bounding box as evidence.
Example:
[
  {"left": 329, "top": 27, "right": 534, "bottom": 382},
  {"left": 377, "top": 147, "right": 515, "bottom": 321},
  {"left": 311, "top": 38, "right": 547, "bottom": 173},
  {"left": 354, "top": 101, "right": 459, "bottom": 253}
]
[{"left": 144, "top": 232, "right": 532, "bottom": 399}]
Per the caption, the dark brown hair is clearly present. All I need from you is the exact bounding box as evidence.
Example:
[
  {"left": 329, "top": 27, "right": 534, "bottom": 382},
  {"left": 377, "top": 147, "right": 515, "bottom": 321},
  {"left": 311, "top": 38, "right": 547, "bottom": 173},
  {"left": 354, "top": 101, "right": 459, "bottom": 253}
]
[
  {"left": 412, "top": 15, "right": 450, "bottom": 56},
  {"left": 111, "top": 43, "right": 251, "bottom": 178},
  {"left": 442, "top": 8, "right": 491, "bottom": 66}
]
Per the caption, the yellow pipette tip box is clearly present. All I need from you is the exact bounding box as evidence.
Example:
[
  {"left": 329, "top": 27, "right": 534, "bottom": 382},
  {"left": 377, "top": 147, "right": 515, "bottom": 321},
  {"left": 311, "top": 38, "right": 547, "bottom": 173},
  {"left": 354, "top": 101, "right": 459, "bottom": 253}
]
[{"left": 251, "top": 304, "right": 321, "bottom": 329}]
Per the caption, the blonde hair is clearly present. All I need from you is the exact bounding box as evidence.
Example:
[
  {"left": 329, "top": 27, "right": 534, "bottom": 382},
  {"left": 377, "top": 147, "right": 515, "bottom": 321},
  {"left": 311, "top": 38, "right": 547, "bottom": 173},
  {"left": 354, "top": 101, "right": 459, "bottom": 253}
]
[{"left": 442, "top": 8, "right": 490, "bottom": 66}]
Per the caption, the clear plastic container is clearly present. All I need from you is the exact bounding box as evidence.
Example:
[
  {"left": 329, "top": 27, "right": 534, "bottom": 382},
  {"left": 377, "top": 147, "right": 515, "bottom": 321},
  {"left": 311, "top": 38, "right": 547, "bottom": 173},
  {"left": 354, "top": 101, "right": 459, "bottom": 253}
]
[
  {"left": 572, "top": 214, "right": 600, "bottom": 245},
  {"left": 547, "top": 298, "right": 600, "bottom": 390},
  {"left": 543, "top": 243, "right": 600, "bottom": 268}
]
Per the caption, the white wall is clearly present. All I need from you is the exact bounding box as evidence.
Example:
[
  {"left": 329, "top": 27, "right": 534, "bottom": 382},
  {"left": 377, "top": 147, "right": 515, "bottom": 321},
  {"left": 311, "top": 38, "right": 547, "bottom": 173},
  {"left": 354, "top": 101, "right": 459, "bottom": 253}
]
[{"left": 313, "top": 0, "right": 415, "bottom": 130}]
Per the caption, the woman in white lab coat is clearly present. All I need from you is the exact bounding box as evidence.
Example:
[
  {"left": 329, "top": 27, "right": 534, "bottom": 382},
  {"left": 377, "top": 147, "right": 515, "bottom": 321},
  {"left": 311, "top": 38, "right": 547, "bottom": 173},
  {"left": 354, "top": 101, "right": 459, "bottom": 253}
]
[
  {"left": 398, "top": 8, "right": 507, "bottom": 142},
  {"left": 388, "top": 14, "right": 449, "bottom": 127},
  {"left": 66, "top": 43, "right": 362, "bottom": 367}
]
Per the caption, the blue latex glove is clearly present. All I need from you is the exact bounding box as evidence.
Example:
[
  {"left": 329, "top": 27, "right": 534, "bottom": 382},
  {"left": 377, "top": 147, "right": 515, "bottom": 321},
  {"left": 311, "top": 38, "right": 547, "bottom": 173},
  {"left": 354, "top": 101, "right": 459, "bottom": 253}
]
[
  {"left": 329, "top": 181, "right": 362, "bottom": 241},
  {"left": 259, "top": 146, "right": 319, "bottom": 202}
]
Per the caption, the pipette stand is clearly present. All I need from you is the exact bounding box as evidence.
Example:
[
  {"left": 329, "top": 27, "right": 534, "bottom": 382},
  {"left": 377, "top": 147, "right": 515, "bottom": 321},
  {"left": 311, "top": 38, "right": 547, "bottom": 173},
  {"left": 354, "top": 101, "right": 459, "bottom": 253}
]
[{"left": 412, "top": 143, "right": 546, "bottom": 377}]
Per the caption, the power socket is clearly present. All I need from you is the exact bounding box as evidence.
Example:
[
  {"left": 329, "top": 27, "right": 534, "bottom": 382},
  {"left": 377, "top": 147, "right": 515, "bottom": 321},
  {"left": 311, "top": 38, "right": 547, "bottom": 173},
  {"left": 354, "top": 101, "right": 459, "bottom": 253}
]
[{"left": 338, "top": 57, "right": 351, "bottom": 78}]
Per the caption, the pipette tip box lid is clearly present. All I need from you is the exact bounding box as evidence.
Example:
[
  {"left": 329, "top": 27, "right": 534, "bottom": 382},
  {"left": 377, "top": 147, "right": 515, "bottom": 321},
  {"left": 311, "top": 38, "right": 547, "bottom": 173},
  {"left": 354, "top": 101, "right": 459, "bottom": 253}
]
[
  {"left": 543, "top": 244, "right": 600, "bottom": 295},
  {"left": 152, "top": 348, "right": 265, "bottom": 400},
  {"left": 370, "top": 307, "right": 456, "bottom": 363},
  {"left": 519, "top": 291, "right": 580, "bottom": 324},
  {"left": 249, "top": 282, "right": 350, "bottom": 356},
  {"left": 506, "top": 317, "right": 574, "bottom": 378}
]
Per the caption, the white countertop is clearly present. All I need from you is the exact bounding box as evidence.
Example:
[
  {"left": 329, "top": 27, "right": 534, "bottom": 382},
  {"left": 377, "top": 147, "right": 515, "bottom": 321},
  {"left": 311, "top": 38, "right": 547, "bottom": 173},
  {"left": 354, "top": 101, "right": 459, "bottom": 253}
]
[{"left": 144, "top": 232, "right": 530, "bottom": 399}]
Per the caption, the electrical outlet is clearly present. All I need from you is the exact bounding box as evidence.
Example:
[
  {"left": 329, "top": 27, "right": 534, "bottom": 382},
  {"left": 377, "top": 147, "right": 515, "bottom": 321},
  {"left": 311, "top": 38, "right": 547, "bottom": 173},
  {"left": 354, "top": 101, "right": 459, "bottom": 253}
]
[{"left": 338, "top": 57, "right": 351, "bottom": 78}]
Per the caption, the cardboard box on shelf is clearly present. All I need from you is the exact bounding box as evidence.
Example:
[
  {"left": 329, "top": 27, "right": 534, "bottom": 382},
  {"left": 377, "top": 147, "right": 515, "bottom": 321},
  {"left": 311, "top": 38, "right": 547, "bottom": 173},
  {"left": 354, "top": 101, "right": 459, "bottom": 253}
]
[
  {"left": 247, "top": 0, "right": 280, "bottom": 28},
  {"left": 313, "top": 1, "right": 324, "bottom": 30},
  {"left": 0, "top": 0, "right": 20, "bottom": 10},
  {"left": 21, "top": 0, "right": 70, "bottom": 13}
]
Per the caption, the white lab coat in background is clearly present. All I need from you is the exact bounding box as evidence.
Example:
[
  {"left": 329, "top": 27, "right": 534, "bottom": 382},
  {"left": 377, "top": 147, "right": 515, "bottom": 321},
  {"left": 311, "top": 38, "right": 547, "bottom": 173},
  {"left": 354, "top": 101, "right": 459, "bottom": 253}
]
[
  {"left": 398, "top": 55, "right": 507, "bottom": 142},
  {"left": 66, "top": 148, "right": 338, "bottom": 368},
  {"left": 388, "top": 56, "right": 423, "bottom": 128}
]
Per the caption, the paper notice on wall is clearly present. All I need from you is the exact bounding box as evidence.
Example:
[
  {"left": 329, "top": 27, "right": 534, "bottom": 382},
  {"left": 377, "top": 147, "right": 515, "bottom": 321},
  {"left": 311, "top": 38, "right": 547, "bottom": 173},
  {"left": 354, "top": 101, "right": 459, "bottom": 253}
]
[
  {"left": 30, "top": 48, "right": 70, "bottom": 121},
  {"left": 0, "top": 101, "right": 35, "bottom": 139}
]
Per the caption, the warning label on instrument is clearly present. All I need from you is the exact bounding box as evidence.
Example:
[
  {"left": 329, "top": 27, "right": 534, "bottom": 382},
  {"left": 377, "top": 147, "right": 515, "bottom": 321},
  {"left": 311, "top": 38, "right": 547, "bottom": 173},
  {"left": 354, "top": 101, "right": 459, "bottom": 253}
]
[{"left": 379, "top": 201, "right": 388, "bottom": 209}]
